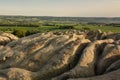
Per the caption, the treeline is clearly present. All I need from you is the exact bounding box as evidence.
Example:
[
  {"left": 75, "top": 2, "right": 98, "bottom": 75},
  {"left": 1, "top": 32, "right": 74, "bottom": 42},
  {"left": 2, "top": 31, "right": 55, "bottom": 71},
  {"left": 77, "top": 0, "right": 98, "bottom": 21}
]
[
  {"left": 11, "top": 26, "right": 75, "bottom": 37},
  {"left": 12, "top": 29, "right": 40, "bottom": 37},
  {"left": 59, "top": 26, "right": 75, "bottom": 29},
  {"left": 88, "top": 23, "right": 120, "bottom": 27},
  {"left": 0, "top": 16, "right": 120, "bottom": 23},
  {"left": 106, "top": 23, "right": 120, "bottom": 27},
  {"left": 0, "top": 24, "right": 39, "bottom": 27}
]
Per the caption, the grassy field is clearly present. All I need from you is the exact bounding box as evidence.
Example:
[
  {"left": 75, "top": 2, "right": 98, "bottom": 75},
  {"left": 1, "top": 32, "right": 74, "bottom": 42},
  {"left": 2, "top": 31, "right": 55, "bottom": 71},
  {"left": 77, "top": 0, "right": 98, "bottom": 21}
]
[
  {"left": 75, "top": 25, "right": 120, "bottom": 33},
  {"left": 0, "top": 25, "right": 120, "bottom": 33},
  {"left": 0, "top": 26, "right": 36, "bottom": 32}
]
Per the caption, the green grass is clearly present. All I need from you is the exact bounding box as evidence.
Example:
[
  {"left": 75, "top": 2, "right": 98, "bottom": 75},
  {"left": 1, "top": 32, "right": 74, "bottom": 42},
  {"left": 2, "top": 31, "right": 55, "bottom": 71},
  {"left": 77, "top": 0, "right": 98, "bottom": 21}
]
[
  {"left": 75, "top": 25, "right": 120, "bottom": 33},
  {"left": 0, "top": 25, "right": 120, "bottom": 33},
  {"left": 0, "top": 26, "right": 36, "bottom": 30}
]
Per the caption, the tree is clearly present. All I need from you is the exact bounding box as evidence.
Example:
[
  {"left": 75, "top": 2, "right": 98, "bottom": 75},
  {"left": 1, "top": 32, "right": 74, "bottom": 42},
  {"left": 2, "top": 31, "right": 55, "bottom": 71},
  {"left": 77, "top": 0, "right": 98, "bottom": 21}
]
[{"left": 12, "top": 29, "right": 27, "bottom": 37}]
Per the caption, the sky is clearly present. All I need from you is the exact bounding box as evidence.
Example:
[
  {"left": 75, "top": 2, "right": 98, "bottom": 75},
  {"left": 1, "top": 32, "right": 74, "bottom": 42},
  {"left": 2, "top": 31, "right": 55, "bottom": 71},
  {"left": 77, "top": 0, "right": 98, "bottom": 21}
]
[{"left": 0, "top": 0, "right": 120, "bottom": 17}]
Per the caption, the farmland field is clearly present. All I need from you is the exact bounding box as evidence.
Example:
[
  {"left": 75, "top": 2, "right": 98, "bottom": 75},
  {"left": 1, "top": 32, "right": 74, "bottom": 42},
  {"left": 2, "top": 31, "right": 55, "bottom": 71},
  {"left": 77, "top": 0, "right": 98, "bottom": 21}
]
[
  {"left": 0, "top": 25, "right": 120, "bottom": 33},
  {"left": 0, "top": 16, "right": 120, "bottom": 37}
]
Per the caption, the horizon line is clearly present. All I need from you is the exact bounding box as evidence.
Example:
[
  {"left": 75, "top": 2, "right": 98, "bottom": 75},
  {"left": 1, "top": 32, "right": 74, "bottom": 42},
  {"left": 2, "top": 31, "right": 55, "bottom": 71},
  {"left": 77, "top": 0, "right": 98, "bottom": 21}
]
[{"left": 0, "top": 15, "right": 120, "bottom": 18}]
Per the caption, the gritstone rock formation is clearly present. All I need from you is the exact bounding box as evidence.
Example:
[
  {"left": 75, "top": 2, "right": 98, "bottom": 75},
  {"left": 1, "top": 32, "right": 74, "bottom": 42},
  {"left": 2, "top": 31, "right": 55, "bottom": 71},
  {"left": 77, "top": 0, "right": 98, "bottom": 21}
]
[
  {"left": 0, "top": 32, "right": 18, "bottom": 46},
  {"left": 0, "top": 30, "right": 119, "bottom": 80}
]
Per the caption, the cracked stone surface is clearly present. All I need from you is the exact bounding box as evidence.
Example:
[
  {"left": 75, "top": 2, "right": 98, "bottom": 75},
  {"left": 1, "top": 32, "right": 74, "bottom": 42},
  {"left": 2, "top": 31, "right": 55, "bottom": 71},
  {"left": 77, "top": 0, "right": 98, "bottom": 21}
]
[{"left": 0, "top": 30, "right": 120, "bottom": 80}]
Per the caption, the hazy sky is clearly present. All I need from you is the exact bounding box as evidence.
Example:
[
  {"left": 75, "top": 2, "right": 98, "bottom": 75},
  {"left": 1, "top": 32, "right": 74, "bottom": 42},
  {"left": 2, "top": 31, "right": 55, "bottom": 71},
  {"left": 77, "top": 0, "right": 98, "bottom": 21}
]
[{"left": 0, "top": 0, "right": 120, "bottom": 17}]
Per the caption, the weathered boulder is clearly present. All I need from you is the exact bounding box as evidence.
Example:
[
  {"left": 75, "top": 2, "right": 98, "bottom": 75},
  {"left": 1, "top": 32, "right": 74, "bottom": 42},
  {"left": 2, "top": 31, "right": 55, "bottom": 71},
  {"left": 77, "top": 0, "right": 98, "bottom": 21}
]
[
  {"left": 86, "top": 30, "right": 102, "bottom": 41},
  {"left": 96, "top": 44, "right": 120, "bottom": 75},
  {"left": 0, "top": 32, "right": 90, "bottom": 80},
  {"left": 0, "top": 32, "right": 18, "bottom": 45},
  {"left": 105, "top": 59, "right": 120, "bottom": 73},
  {"left": 0, "top": 30, "right": 119, "bottom": 80},
  {"left": 67, "top": 39, "right": 113, "bottom": 77},
  {"left": 0, "top": 68, "right": 33, "bottom": 80},
  {"left": 52, "top": 39, "right": 114, "bottom": 80},
  {"left": 68, "top": 69, "right": 120, "bottom": 80},
  {"left": 105, "top": 33, "right": 120, "bottom": 40}
]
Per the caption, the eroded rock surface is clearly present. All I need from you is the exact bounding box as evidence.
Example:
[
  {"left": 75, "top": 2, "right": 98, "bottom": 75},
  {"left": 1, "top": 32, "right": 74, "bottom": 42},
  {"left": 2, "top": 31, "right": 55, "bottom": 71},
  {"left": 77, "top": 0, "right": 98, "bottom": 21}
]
[
  {"left": 0, "top": 32, "right": 18, "bottom": 46},
  {"left": 0, "top": 30, "right": 119, "bottom": 80}
]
